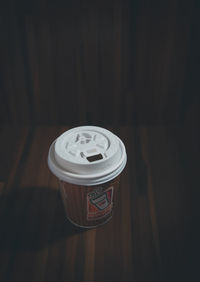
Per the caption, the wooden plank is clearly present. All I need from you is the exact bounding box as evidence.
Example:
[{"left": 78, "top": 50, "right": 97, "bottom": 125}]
[
  {"left": 128, "top": 127, "right": 161, "bottom": 281},
  {"left": 0, "top": 182, "right": 4, "bottom": 193},
  {"left": 0, "top": 127, "right": 59, "bottom": 282},
  {"left": 117, "top": 127, "right": 134, "bottom": 282},
  {"left": 132, "top": 0, "right": 192, "bottom": 124},
  {"left": 0, "top": 126, "right": 30, "bottom": 282},
  {"left": 139, "top": 127, "right": 164, "bottom": 281},
  {"left": 146, "top": 126, "right": 192, "bottom": 281},
  {"left": 0, "top": 4, "right": 31, "bottom": 124},
  {"left": 168, "top": 124, "right": 200, "bottom": 281},
  {"left": 25, "top": 15, "right": 58, "bottom": 124},
  {"left": 0, "top": 126, "right": 29, "bottom": 182},
  {"left": 1, "top": 125, "right": 197, "bottom": 282},
  {"left": 0, "top": 0, "right": 197, "bottom": 125}
]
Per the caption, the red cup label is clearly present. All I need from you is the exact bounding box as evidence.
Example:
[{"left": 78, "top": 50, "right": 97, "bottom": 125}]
[{"left": 87, "top": 186, "right": 114, "bottom": 221}]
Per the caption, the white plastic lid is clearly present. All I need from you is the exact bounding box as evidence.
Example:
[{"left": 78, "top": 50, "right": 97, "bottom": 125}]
[{"left": 48, "top": 126, "right": 127, "bottom": 186}]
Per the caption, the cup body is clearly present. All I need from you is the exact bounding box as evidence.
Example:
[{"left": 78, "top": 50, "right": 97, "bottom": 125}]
[{"left": 59, "top": 175, "right": 121, "bottom": 228}]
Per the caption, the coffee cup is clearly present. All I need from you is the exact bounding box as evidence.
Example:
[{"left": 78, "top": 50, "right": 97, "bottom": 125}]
[{"left": 48, "top": 126, "right": 127, "bottom": 228}]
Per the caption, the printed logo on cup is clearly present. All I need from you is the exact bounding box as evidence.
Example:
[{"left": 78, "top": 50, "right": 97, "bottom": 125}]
[{"left": 87, "top": 186, "right": 114, "bottom": 220}]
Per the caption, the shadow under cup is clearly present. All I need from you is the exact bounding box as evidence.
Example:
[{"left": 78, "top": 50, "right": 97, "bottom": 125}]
[{"left": 59, "top": 175, "right": 121, "bottom": 228}]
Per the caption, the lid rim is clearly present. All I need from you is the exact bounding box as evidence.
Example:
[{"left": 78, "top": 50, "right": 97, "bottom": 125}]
[{"left": 48, "top": 153, "right": 127, "bottom": 186}]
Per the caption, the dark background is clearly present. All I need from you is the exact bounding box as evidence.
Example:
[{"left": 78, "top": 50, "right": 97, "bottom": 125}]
[
  {"left": 0, "top": 0, "right": 199, "bottom": 126},
  {"left": 0, "top": 1, "right": 200, "bottom": 281}
]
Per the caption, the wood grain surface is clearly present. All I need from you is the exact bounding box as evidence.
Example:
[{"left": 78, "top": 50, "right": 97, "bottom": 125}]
[
  {"left": 0, "top": 0, "right": 199, "bottom": 125},
  {"left": 0, "top": 126, "right": 198, "bottom": 282}
]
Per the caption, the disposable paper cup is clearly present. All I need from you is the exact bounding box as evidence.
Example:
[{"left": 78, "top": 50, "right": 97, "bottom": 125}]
[{"left": 48, "top": 126, "right": 127, "bottom": 228}]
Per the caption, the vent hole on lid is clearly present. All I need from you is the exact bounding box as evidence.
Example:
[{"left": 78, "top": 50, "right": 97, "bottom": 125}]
[
  {"left": 87, "top": 154, "right": 103, "bottom": 162},
  {"left": 82, "top": 133, "right": 91, "bottom": 139},
  {"left": 75, "top": 134, "right": 80, "bottom": 142},
  {"left": 80, "top": 152, "right": 85, "bottom": 158}
]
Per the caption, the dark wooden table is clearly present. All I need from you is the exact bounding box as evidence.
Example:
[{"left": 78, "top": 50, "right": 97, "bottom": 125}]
[{"left": 0, "top": 126, "right": 199, "bottom": 282}]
